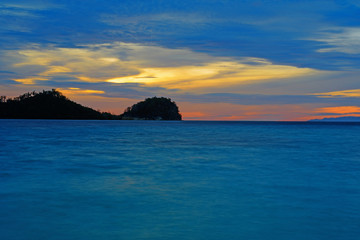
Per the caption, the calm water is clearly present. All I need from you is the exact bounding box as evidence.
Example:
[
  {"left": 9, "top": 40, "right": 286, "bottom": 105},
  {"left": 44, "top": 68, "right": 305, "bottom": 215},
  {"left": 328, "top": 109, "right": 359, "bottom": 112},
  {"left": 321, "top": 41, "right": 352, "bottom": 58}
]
[{"left": 0, "top": 120, "right": 359, "bottom": 240}]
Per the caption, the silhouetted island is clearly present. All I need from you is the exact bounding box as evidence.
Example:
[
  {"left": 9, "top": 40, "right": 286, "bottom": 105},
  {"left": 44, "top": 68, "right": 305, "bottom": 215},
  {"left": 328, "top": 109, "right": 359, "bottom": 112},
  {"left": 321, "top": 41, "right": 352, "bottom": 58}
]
[
  {"left": 120, "top": 97, "right": 182, "bottom": 120},
  {"left": 0, "top": 89, "right": 182, "bottom": 120}
]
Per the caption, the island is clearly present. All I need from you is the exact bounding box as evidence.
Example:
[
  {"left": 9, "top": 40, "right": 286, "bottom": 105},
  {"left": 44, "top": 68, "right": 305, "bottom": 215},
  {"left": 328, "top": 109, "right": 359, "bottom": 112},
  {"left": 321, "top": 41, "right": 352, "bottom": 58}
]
[
  {"left": 0, "top": 89, "right": 182, "bottom": 120},
  {"left": 309, "top": 116, "right": 360, "bottom": 122},
  {"left": 120, "top": 97, "right": 182, "bottom": 120}
]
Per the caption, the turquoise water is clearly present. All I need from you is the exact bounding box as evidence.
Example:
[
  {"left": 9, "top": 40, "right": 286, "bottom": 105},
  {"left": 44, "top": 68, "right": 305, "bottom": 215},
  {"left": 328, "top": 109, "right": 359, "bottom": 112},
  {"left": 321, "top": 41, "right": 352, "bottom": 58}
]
[{"left": 0, "top": 120, "right": 360, "bottom": 240}]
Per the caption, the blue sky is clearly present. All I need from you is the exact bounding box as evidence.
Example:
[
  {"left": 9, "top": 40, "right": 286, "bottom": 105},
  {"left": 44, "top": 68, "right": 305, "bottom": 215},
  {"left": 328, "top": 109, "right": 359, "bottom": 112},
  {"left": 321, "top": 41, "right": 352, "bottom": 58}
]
[{"left": 1, "top": 0, "right": 360, "bottom": 120}]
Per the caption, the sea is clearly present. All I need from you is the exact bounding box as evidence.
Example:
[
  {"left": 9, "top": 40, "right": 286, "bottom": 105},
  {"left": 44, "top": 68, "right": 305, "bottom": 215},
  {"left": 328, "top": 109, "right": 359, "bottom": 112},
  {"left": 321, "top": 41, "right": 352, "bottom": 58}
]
[{"left": 0, "top": 120, "right": 359, "bottom": 240}]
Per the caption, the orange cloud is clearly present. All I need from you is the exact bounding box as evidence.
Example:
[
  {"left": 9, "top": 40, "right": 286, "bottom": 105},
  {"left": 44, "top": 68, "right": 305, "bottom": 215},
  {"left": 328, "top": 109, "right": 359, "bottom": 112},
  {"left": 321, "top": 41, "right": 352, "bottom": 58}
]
[
  {"left": 315, "top": 106, "right": 360, "bottom": 114},
  {"left": 292, "top": 105, "right": 360, "bottom": 121},
  {"left": 57, "top": 87, "right": 105, "bottom": 95}
]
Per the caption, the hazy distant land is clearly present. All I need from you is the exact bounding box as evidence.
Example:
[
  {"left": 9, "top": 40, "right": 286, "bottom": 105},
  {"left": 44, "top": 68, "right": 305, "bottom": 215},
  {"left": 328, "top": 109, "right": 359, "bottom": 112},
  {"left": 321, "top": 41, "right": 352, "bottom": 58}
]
[{"left": 309, "top": 116, "right": 360, "bottom": 122}]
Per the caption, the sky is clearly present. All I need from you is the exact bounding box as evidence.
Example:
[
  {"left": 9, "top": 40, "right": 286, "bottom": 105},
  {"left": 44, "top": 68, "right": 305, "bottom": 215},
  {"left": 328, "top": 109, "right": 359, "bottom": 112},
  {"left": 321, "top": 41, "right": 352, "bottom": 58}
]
[{"left": 1, "top": 0, "right": 360, "bottom": 120}]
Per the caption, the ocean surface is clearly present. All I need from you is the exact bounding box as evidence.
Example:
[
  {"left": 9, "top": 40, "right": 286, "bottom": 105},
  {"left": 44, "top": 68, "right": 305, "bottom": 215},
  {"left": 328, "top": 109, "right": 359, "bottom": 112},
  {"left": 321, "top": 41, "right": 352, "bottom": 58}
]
[{"left": 0, "top": 120, "right": 359, "bottom": 240}]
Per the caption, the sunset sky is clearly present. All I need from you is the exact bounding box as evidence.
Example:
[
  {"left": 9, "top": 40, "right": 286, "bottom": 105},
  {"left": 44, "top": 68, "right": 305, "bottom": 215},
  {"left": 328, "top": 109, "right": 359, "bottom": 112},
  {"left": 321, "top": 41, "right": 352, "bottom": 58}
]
[{"left": 1, "top": 0, "right": 360, "bottom": 120}]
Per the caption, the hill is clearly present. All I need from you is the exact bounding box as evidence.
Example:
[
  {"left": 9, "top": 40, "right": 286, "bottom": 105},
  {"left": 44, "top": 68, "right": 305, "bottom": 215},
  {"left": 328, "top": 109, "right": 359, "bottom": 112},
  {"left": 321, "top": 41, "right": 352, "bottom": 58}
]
[
  {"left": 0, "top": 89, "right": 117, "bottom": 119},
  {"left": 120, "top": 97, "right": 182, "bottom": 120}
]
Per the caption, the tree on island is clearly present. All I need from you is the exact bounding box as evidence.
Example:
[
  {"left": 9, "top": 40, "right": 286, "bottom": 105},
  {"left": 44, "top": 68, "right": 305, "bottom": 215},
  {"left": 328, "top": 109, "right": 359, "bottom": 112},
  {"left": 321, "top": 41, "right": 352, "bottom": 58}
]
[
  {"left": 0, "top": 89, "right": 116, "bottom": 119},
  {"left": 0, "top": 90, "right": 182, "bottom": 120},
  {"left": 120, "top": 97, "right": 182, "bottom": 120}
]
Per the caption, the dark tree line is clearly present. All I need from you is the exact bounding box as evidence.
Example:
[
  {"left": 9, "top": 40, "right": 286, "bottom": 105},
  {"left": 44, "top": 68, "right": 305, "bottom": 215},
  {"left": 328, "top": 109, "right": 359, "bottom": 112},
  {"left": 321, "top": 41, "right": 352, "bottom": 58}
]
[
  {"left": 0, "top": 89, "right": 117, "bottom": 119},
  {"left": 0, "top": 90, "right": 182, "bottom": 120},
  {"left": 120, "top": 97, "right": 182, "bottom": 120}
]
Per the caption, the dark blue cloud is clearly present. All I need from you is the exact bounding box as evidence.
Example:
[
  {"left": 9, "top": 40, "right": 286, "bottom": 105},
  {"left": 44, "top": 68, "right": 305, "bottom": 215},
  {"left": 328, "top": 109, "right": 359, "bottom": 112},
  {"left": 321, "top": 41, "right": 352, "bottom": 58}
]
[{"left": 2, "top": 0, "right": 360, "bottom": 70}]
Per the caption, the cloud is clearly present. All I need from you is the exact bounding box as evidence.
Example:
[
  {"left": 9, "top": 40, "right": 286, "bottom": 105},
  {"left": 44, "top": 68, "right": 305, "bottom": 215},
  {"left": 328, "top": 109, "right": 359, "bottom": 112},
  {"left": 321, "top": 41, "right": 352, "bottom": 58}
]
[
  {"left": 0, "top": 1, "right": 60, "bottom": 34},
  {"left": 1, "top": 0, "right": 358, "bottom": 72},
  {"left": 314, "top": 106, "right": 360, "bottom": 114},
  {"left": 0, "top": 8, "right": 38, "bottom": 17},
  {"left": 171, "top": 91, "right": 360, "bottom": 108},
  {"left": 0, "top": 1, "right": 59, "bottom": 11},
  {"left": 313, "top": 27, "right": 360, "bottom": 54},
  {"left": 300, "top": 105, "right": 360, "bottom": 121},
  {"left": 102, "top": 12, "right": 210, "bottom": 27},
  {"left": 106, "top": 60, "right": 319, "bottom": 92},
  {"left": 57, "top": 87, "right": 105, "bottom": 95},
  {"left": 2, "top": 43, "right": 140, "bottom": 84},
  {"left": 312, "top": 89, "right": 360, "bottom": 98},
  {"left": 1, "top": 42, "right": 322, "bottom": 94}
]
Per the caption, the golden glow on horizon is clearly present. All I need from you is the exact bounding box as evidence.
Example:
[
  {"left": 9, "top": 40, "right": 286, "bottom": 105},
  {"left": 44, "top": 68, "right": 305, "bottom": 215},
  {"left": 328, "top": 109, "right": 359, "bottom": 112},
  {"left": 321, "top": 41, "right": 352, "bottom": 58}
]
[
  {"left": 181, "top": 111, "right": 207, "bottom": 118},
  {"left": 291, "top": 105, "right": 360, "bottom": 121},
  {"left": 179, "top": 102, "right": 319, "bottom": 121}
]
